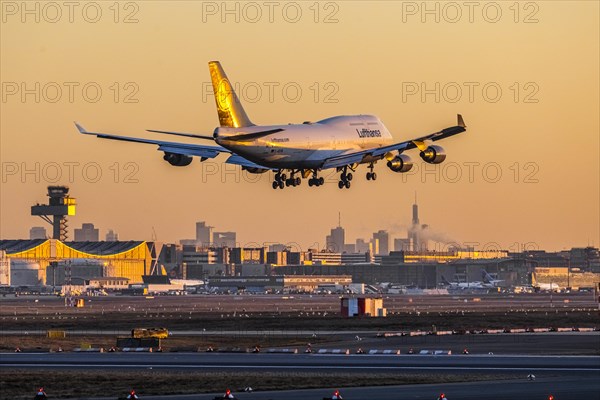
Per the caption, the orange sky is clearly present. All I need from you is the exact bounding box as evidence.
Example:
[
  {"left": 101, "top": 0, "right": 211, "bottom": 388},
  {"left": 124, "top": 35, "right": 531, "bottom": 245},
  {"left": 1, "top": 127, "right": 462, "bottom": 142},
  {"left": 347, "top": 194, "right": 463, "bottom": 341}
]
[{"left": 1, "top": 1, "right": 598, "bottom": 251}]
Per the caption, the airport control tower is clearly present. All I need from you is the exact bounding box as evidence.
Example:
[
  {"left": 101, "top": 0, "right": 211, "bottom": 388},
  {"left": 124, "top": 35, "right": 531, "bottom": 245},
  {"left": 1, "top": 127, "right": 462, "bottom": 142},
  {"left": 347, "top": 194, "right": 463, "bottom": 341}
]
[{"left": 31, "top": 186, "right": 76, "bottom": 241}]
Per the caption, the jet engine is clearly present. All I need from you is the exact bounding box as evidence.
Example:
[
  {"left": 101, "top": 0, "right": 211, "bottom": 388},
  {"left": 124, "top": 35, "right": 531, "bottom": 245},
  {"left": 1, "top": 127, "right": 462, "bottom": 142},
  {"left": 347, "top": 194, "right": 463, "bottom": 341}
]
[
  {"left": 419, "top": 145, "right": 446, "bottom": 164},
  {"left": 387, "top": 154, "right": 413, "bottom": 173},
  {"left": 242, "top": 166, "right": 269, "bottom": 174},
  {"left": 163, "top": 152, "right": 193, "bottom": 166}
]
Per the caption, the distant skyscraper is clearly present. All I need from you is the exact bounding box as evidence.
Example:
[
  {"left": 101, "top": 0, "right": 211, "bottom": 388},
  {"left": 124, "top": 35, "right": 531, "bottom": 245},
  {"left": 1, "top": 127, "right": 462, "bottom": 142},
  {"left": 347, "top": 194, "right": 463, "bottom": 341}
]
[
  {"left": 409, "top": 193, "right": 420, "bottom": 251},
  {"left": 213, "top": 231, "right": 236, "bottom": 248},
  {"left": 269, "top": 243, "right": 288, "bottom": 252},
  {"left": 372, "top": 230, "right": 389, "bottom": 255},
  {"left": 105, "top": 229, "right": 119, "bottom": 241},
  {"left": 356, "top": 238, "right": 369, "bottom": 253},
  {"left": 419, "top": 224, "right": 429, "bottom": 252},
  {"left": 325, "top": 212, "right": 345, "bottom": 252},
  {"left": 326, "top": 226, "right": 345, "bottom": 252},
  {"left": 412, "top": 195, "right": 420, "bottom": 226},
  {"left": 74, "top": 223, "right": 99, "bottom": 242},
  {"left": 343, "top": 244, "right": 356, "bottom": 253},
  {"left": 29, "top": 226, "right": 47, "bottom": 240},
  {"left": 196, "top": 221, "right": 213, "bottom": 247},
  {"left": 394, "top": 238, "right": 411, "bottom": 252}
]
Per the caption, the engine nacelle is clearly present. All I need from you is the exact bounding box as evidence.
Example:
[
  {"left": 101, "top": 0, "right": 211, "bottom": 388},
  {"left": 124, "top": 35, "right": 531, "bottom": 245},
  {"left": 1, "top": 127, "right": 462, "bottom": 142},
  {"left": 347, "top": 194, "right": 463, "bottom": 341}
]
[
  {"left": 242, "top": 166, "right": 269, "bottom": 174},
  {"left": 163, "top": 152, "right": 193, "bottom": 167},
  {"left": 387, "top": 154, "right": 413, "bottom": 173},
  {"left": 419, "top": 145, "right": 446, "bottom": 164}
]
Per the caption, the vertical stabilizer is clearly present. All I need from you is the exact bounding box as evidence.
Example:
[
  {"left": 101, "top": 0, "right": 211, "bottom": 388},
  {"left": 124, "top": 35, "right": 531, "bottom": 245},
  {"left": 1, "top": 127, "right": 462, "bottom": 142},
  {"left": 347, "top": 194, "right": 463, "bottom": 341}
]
[{"left": 209, "top": 61, "right": 254, "bottom": 128}]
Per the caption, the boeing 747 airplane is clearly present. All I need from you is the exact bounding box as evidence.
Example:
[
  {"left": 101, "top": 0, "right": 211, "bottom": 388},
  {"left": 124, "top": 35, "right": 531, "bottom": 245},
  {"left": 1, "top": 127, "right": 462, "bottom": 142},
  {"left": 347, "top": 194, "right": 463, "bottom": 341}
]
[{"left": 76, "top": 61, "right": 466, "bottom": 189}]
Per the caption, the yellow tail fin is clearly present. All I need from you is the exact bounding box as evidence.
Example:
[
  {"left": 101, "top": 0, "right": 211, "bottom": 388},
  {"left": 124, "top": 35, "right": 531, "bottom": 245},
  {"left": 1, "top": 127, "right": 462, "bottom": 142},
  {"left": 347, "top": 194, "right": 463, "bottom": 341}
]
[{"left": 209, "top": 61, "right": 254, "bottom": 128}]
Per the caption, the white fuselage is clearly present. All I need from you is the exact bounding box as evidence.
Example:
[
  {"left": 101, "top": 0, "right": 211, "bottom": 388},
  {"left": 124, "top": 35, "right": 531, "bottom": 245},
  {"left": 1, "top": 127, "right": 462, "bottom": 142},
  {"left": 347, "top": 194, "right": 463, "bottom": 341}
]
[{"left": 215, "top": 115, "right": 393, "bottom": 169}]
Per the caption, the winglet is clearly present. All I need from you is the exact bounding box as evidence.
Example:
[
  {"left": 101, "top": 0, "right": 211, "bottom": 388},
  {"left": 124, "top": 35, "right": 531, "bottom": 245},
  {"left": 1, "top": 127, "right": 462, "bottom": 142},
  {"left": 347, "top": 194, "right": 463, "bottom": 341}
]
[
  {"left": 74, "top": 122, "right": 89, "bottom": 134},
  {"left": 457, "top": 114, "right": 466, "bottom": 128}
]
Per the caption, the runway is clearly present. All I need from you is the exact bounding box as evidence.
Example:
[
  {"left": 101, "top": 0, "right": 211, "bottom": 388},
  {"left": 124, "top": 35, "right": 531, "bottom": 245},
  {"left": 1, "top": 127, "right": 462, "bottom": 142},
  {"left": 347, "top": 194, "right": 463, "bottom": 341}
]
[
  {"left": 2, "top": 352, "right": 598, "bottom": 372},
  {"left": 168, "top": 376, "right": 600, "bottom": 400},
  {"left": 1, "top": 353, "right": 599, "bottom": 399}
]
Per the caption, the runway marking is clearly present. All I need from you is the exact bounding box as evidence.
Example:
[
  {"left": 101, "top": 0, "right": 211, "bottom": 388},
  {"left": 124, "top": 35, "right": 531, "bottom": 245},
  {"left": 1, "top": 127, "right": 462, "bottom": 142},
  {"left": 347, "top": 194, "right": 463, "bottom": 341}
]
[{"left": 2, "top": 364, "right": 599, "bottom": 372}]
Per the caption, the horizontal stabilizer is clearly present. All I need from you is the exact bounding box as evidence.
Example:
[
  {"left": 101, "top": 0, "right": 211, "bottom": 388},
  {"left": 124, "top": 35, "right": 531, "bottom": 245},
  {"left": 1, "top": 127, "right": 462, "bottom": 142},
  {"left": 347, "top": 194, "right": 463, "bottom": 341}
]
[
  {"left": 147, "top": 129, "right": 214, "bottom": 140},
  {"left": 223, "top": 128, "right": 284, "bottom": 142}
]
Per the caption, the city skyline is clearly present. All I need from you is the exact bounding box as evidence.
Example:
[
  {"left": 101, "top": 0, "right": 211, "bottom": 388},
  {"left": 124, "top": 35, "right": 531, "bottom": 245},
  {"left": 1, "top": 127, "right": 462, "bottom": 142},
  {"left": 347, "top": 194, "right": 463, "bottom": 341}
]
[{"left": 14, "top": 208, "right": 598, "bottom": 255}]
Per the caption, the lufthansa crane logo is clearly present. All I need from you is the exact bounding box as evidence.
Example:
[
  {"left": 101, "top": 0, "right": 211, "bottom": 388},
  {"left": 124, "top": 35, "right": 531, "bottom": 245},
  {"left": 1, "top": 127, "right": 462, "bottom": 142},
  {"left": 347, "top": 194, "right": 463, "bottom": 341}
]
[{"left": 216, "top": 78, "right": 233, "bottom": 112}]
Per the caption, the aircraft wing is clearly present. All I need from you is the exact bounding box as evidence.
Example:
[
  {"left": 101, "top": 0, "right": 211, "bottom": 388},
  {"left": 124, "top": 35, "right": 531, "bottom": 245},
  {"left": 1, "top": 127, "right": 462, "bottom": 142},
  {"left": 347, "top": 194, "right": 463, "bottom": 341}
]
[
  {"left": 321, "top": 114, "right": 466, "bottom": 169},
  {"left": 74, "top": 123, "right": 230, "bottom": 159}
]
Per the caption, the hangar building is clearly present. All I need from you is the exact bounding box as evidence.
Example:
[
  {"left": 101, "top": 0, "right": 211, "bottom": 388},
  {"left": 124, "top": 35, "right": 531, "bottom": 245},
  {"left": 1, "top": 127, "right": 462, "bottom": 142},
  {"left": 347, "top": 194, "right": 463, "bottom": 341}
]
[{"left": 0, "top": 239, "right": 159, "bottom": 285}]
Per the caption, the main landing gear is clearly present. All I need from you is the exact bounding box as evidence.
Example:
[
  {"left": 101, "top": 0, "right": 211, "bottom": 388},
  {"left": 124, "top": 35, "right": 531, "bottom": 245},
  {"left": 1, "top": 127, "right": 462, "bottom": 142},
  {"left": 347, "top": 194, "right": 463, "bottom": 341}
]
[
  {"left": 366, "top": 162, "right": 377, "bottom": 181},
  {"left": 338, "top": 166, "right": 353, "bottom": 189},
  {"left": 308, "top": 170, "right": 324, "bottom": 187},
  {"left": 272, "top": 171, "right": 286, "bottom": 189},
  {"left": 272, "top": 170, "right": 303, "bottom": 189}
]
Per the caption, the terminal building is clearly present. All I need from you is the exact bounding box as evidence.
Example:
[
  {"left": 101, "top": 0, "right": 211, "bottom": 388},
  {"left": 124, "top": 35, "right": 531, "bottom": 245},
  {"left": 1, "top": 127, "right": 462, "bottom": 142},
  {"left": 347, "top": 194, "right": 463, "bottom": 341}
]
[
  {"left": 208, "top": 275, "right": 352, "bottom": 293},
  {"left": 273, "top": 257, "right": 536, "bottom": 289},
  {"left": 517, "top": 247, "right": 600, "bottom": 272}
]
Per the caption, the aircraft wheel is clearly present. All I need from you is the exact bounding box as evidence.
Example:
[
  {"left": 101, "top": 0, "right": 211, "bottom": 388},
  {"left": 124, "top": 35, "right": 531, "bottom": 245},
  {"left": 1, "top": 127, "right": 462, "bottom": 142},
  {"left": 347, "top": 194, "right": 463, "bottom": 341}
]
[
  {"left": 345, "top": 180, "right": 351, "bottom": 189},
  {"left": 347, "top": 173, "right": 353, "bottom": 181},
  {"left": 318, "top": 177, "right": 324, "bottom": 185},
  {"left": 341, "top": 172, "right": 347, "bottom": 181},
  {"left": 372, "top": 172, "right": 377, "bottom": 180},
  {"left": 338, "top": 181, "right": 344, "bottom": 189},
  {"left": 275, "top": 172, "right": 281, "bottom": 181},
  {"left": 278, "top": 181, "right": 284, "bottom": 189},
  {"left": 366, "top": 172, "right": 372, "bottom": 180},
  {"left": 281, "top": 173, "right": 287, "bottom": 181},
  {"left": 295, "top": 177, "right": 301, "bottom": 186},
  {"left": 272, "top": 181, "right": 279, "bottom": 189},
  {"left": 308, "top": 179, "right": 314, "bottom": 187}
]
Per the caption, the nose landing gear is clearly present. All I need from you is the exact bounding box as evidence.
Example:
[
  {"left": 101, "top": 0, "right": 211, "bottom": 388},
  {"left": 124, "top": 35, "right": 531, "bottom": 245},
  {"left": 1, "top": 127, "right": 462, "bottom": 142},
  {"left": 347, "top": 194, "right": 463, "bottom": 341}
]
[{"left": 366, "top": 162, "right": 377, "bottom": 181}]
